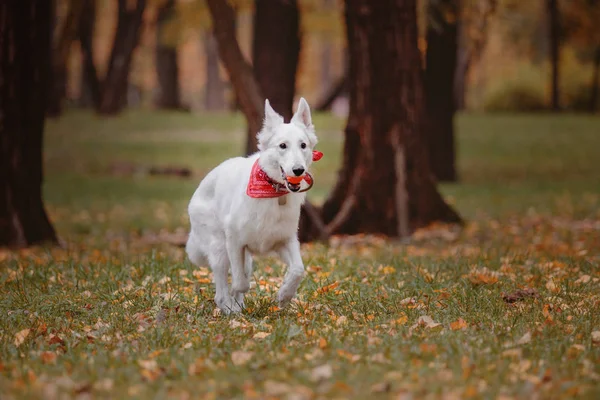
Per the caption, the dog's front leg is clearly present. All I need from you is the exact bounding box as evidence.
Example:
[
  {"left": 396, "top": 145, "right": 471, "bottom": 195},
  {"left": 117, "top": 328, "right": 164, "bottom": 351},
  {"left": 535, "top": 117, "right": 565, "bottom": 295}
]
[
  {"left": 277, "top": 237, "right": 305, "bottom": 308},
  {"left": 226, "top": 237, "right": 249, "bottom": 309}
]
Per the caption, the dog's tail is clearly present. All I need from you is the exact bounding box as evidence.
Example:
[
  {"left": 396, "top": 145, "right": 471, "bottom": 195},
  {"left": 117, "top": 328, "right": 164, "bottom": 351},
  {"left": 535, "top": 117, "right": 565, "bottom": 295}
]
[{"left": 186, "top": 232, "right": 208, "bottom": 267}]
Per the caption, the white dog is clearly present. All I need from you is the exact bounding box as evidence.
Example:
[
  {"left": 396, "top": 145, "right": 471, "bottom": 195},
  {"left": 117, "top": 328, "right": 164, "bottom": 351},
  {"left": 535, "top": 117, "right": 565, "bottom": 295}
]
[{"left": 186, "top": 98, "right": 321, "bottom": 314}]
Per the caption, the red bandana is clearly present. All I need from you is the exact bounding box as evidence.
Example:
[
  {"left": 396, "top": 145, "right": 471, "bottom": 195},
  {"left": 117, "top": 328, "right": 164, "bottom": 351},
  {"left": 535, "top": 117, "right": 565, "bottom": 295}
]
[{"left": 246, "top": 150, "right": 323, "bottom": 198}]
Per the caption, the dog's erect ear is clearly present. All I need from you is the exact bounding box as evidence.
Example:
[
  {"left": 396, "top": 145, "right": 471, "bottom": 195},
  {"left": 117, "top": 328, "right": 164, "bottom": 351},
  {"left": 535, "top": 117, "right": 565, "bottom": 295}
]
[
  {"left": 256, "top": 99, "right": 284, "bottom": 150},
  {"left": 264, "top": 99, "right": 284, "bottom": 130},
  {"left": 291, "top": 97, "right": 313, "bottom": 129}
]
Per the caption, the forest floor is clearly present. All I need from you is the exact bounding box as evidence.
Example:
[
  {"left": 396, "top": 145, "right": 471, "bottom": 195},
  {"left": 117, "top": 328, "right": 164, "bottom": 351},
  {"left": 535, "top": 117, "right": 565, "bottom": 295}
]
[{"left": 1, "top": 111, "right": 599, "bottom": 399}]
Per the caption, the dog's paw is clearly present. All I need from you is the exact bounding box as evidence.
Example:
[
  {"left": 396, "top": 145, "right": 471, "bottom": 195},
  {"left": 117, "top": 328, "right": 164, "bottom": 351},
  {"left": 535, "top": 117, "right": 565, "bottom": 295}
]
[
  {"left": 277, "top": 287, "right": 295, "bottom": 308},
  {"left": 216, "top": 295, "right": 244, "bottom": 314}
]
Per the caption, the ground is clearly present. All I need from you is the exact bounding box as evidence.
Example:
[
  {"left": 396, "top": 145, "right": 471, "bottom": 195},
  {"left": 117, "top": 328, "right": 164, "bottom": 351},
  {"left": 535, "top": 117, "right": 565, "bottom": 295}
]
[{"left": 1, "top": 111, "right": 599, "bottom": 399}]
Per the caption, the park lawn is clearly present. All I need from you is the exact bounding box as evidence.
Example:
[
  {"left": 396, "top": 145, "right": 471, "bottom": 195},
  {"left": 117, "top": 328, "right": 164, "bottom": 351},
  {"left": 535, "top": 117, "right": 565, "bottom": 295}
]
[{"left": 1, "top": 111, "right": 599, "bottom": 399}]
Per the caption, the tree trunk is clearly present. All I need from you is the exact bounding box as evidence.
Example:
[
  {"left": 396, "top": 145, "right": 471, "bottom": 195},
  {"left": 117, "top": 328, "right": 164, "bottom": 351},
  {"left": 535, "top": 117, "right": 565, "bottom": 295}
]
[
  {"left": 590, "top": 46, "right": 600, "bottom": 113},
  {"left": 425, "top": 0, "right": 459, "bottom": 182},
  {"left": 206, "top": 0, "right": 264, "bottom": 154},
  {"left": 301, "top": 0, "right": 461, "bottom": 241},
  {"left": 48, "top": 0, "right": 85, "bottom": 117},
  {"left": 0, "top": 0, "right": 58, "bottom": 248},
  {"left": 78, "top": 0, "right": 101, "bottom": 108},
  {"left": 249, "top": 0, "right": 300, "bottom": 155},
  {"left": 97, "top": 0, "right": 146, "bottom": 115},
  {"left": 155, "top": 0, "right": 182, "bottom": 110},
  {"left": 547, "top": 0, "right": 560, "bottom": 111},
  {"left": 454, "top": 13, "right": 469, "bottom": 111},
  {"left": 204, "top": 29, "right": 227, "bottom": 111}
]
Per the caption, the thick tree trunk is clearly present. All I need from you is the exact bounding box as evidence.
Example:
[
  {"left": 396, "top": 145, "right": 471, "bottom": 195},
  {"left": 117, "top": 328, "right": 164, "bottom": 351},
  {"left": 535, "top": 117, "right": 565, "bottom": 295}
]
[
  {"left": 204, "top": 30, "right": 227, "bottom": 111},
  {"left": 0, "top": 0, "right": 58, "bottom": 247},
  {"left": 78, "top": 0, "right": 101, "bottom": 108},
  {"left": 547, "top": 0, "right": 560, "bottom": 111},
  {"left": 425, "top": 0, "right": 459, "bottom": 182},
  {"left": 302, "top": 0, "right": 461, "bottom": 241},
  {"left": 97, "top": 0, "right": 146, "bottom": 115},
  {"left": 206, "top": 0, "right": 264, "bottom": 154},
  {"left": 590, "top": 46, "right": 600, "bottom": 113},
  {"left": 250, "top": 0, "right": 300, "bottom": 155},
  {"left": 48, "top": 0, "right": 85, "bottom": 117},
  {"left": 155, "top": 0, "right": 182, "bottom": 110}
]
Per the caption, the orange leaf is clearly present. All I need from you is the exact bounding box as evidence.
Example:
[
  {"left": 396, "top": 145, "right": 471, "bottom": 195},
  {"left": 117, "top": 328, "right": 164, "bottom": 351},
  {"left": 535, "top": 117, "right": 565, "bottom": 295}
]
[{"left": 450, "top": 318, "right": 468, "bottom": 330}]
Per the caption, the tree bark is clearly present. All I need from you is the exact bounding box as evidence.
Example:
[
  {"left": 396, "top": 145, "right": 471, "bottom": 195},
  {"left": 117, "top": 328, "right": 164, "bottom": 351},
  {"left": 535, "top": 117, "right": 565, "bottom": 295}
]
[
  {"left": 590, "top": 46, "right": 600, "bottom": 113},
  {"left": 155, "top": 0, "right": 182, "bottom": 110},
  {"left": 97, "top": 0, "right": 146, "bottom": 115},
  {"left": 301, "top": 0, "right": 461, "bottom": 241},
  {"left": 0, "top": 0, "right": 58, "bottom": 248},
  {"left": 78, "top": 0, "right": 101, "bottom": 108},
  {"left": 425, "top": 0, "right": 459, "bottom": 182},
  {"left": 204, "top": 29, "right": 227, "bottom": 111},
  {"left": 206, "top": 0, "right": 264, "bottom": 154},
  {"left": 250, "top": 0, "right": 300, "bottom": 155},
  {"left": 547, "top": 0, "right": 560, "bottom": 111}
]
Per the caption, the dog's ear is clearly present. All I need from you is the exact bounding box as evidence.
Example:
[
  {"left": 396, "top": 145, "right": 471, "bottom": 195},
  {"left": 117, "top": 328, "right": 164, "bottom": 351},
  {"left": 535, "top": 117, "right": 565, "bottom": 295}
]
[
  {"left": 291, "top": 97, "right": 313, "bottom": 129},
  {"left": 256, "top": 99, "right": 284, "bottom": 151},
  {"left": 292, "top": 97, "right": 318, "bottom": 148}
]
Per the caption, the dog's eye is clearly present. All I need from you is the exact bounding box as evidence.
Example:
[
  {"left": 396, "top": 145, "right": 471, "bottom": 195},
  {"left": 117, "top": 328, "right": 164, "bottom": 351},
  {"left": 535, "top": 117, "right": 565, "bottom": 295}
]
[
  {"left": 279, "top": 143, "right": 287, "bottom": 150},
  {"left": 300, "top": 143, "right": 307, "bottom": 149}
]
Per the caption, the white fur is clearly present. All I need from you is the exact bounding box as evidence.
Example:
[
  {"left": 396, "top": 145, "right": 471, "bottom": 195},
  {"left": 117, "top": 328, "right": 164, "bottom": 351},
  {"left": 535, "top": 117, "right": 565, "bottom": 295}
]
[{"left": 186, "top": 98, "right": 318, "bottom": 314}]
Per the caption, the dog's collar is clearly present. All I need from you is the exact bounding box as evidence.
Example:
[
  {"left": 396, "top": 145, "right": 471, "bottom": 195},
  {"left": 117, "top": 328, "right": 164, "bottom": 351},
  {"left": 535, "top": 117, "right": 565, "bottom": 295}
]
[{"left": 246, "top": 151, "right": 323, "bottom": 200}]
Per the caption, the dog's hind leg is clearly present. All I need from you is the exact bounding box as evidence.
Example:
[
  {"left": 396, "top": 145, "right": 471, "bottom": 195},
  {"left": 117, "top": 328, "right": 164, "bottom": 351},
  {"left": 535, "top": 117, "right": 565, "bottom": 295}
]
[{"left": 277, "top": 237, "right": 305, "bottom": 308}]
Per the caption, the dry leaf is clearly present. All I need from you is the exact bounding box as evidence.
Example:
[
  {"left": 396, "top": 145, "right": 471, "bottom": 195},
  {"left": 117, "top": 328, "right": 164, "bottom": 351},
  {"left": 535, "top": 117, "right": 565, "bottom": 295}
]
[
  {"left": 318, "top": 337, "right": 328, "bottom": 349},
  {"left": 592, "top": 331, "right": 600, "bottom": 345},
  {"left": 188, "top": 358, "right": 205, "bottom": 375},
  {"left": 417, "top": 315, "right": 442, "bottom": 329},
  {"left": 467, "top": 268, "right": 499, "bottom": 285},
  {"left": 450, "top": 318, "right": 468, "bottom": 330},
  {"left": 138, "top": 359, "right": 158, "bottom": 370},
  {"left": 501, "top": 288, "right": 539, "bottom": 303},
  {"left": 517, "top": 332, "right": 531, "bottom": 345},
  {"left": 264, "top": 380, "right": 292, "bottom": 396},
  {"left": 310, "top": 364, "right": 333, "bottom": 382},
  {"left": 370, "top": 353, "right": 389, "bottom": 363},
  {"left": 252, "top": 332, "right": 270, "bottom": 340},
  {"left": 231, "top": 351, "right": 253, "bottom": 366},
  {"left": 40, "top": 351, "right": 57, "bottom": 364},
  {"left": 394, "top": 313, "right": 408, "bottom": 326},
  {"left": 14, "top": 329, "right": 30, "bottom": 347},
  {"left": 336, "top": 316, "right": 348, "bottom": 326}
]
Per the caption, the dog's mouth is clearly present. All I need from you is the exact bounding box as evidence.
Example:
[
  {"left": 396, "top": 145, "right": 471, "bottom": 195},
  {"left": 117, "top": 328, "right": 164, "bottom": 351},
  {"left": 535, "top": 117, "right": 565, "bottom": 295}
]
[{"left": 280, "top": 167, "right": 304, "bottom": 192}]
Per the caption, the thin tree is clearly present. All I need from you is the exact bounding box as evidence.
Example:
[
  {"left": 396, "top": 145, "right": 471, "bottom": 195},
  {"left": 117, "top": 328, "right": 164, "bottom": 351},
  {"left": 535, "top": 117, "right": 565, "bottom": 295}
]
[
  {"left": 204, "top": 29, "right": 227, "bottom": 111},
  {"left": 97, "top": 0, "right": 146, "bottom": 115},
  {"left": 78, "top": 0, "right": 101, "bottom": 108},
  {"left": 301, "top": 0, "right": 462, "bottom": 240},
  {"left": 250, "top": 0, "right": 300, "bottom": 154},
  {"left": 155, "top": 0, "right": 183, "bottom": 109},
  {"left": 424, "top": 0, "right": 459, "bottom": 182},
  {"left": 206, "top": 0, "right": 264, "bottom": 153},
  {"left": 547, "top": 0, "right": 560, "bottom": 111},
  {"left": 0, "top": 0, "right": 58, "bottom": 247}
]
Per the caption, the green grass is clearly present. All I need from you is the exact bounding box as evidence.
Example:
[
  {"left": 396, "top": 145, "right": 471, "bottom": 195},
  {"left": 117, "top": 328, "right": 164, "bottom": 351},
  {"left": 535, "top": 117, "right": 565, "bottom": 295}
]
[{"left": 1, "top": 111, "right": 599, "bottom": 399}]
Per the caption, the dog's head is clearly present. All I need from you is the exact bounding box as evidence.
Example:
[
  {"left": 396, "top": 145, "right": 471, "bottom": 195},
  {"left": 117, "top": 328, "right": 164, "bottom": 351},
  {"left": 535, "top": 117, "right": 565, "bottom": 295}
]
[{"left": 257, "top": 97, "right": 318, "bottom": 192}]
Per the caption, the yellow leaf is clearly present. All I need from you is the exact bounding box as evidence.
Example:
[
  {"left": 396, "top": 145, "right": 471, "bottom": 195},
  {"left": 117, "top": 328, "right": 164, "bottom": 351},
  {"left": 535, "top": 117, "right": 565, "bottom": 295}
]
[
  {"left": 252, "top": 332, "right": 270, "bottom": 340},
  {"left": 450, "top": 318, "right": 468, "bottom": 330},
  {"left": 394, "top": 314, "right": 408, "bottom": 326},
  {"left": 14, "top": 329, "right": 30, "bottom": 347},
  {"left": 318, "top": 337, "right": 328, "bottom": 349}
]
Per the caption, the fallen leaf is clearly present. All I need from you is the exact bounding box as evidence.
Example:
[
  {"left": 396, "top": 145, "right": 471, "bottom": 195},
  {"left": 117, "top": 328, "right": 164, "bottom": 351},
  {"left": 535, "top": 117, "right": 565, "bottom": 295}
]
[
  {"left": 318, "top": 337, "right": 328, "bottom": 349},
  {"left": 394, "top": 313, "right": 408, "bottom": 326},
  {"left": 336, "top": 316, "right": 348, "bottom": 326},
  {"left": 517, "top": 332, "right": 531, "bottom": 345},
  {"left": 252, "top": 332, "right": 270, "bottom": 340},
  {"left": 592, "top": 331, "right": 600, "bottom": 345},
  {"left": 371, "top": 382, "right": 392, "bottom": 393},
  {"left": 417, "top": 315, "right": 442, "bottom": 329},
  {"left": 40, "top": 351, "right": 57, "bottom": 364},
  {"left": 467, "top": 267, "right": 499, "bottom": 285},
  {"left": 138, "top": 359, "right": 158, "bottom": 370},
  {"left": 188, "top": 358, "right": 205, "bottom": 375},
  {"left": 370, "top": 353, "right": 389, "bottom": 363},
  {"left": 14, "top": 329, "right": 30, "bottom": 347},
  {"left": 450, "top": 318, "right": 468, "bottom": 330},
  {"left": 310, "top": 364, "right": 333, "bottom": 382},
  {"left": 231, "top": 351, "right": 253, "bottom": 366},
  {"left": 263, "top": 380, "right": 291, "bottom": 396},
  {"left": 501, "top": 288, "right": 539, "bottom": 303}
]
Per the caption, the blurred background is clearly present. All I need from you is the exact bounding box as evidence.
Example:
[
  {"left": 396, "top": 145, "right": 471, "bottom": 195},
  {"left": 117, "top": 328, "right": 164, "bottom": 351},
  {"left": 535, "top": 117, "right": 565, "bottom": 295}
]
[{"left": 14, "top": 0, "right": 600, "bottom": 245}]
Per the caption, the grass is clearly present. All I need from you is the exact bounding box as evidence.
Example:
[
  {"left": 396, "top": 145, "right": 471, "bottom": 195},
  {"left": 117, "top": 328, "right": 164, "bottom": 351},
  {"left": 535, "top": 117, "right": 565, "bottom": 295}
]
[{"left": 1, "top": 110, "right": 599, "bottom": 399}]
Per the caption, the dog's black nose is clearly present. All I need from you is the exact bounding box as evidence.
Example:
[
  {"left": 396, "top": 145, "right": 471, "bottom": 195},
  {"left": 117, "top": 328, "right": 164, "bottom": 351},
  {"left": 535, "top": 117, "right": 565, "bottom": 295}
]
[{"left": 292, "top": 167, "right": 305, "bottom": 176}]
